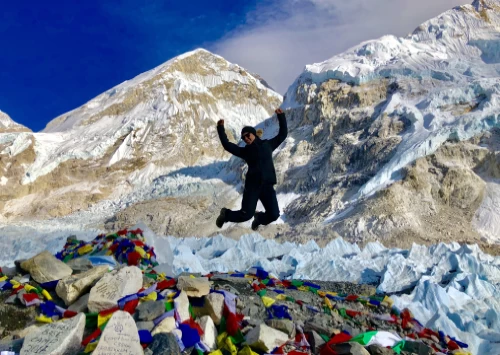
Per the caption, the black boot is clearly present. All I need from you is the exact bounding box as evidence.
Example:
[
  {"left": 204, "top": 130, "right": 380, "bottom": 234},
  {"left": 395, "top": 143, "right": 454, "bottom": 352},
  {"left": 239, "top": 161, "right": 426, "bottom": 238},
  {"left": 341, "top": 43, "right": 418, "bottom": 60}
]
[
  {"left": 251, "top": 212, "right": 262, "bottom": 231},
  {"left": 216, "top": 208, "right": 227, "bottom": 228}
]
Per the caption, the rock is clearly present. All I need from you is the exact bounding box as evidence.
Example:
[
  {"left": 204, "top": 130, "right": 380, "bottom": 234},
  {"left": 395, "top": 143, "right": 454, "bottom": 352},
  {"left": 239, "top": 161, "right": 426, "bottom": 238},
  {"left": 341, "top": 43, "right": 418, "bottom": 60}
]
[
  {"left": 304, "top": 319, "right": 336, "bottom": 336},
  {"left": 367, "top": 344, "right": 395, "bottom": 355},
  {"left": 93, "top": 311, "right": 143, "bottom": 355},
  {"left": 15, "top": 324, "right": 43, "bottom": 339},
  {"left": 202, "top": 293, "right": 224, "bottom": 325},
  {"left": 20, "top": 313, "right": 85, "bottom": 355},
  {"left": 176, "top": 276, "right": 211, "bottom": 297},
  {"left": 244, "top": 324, "right": 288, "bottom": 352},
  {"left": 88, "top": 266, "right": 142, "bottom": 313},
  {"left": 307, "top": 330, "right": 325, "bottom": 354},
  {"left": 329, "top": 342, "right": 370, "bottom": 355},
  {"left": 148, "top": 333, "right": 181, "bottom": 355},
  {"left": 67, "top": 257, "right": 94, "bottom": 274},
  {"left": 266, "top": 319, "right": 296, "bottom": 338},
  {"left": 56, "top": 265, "right": 108, "bottom": 306},
  {"left": 137, "top": 301, "right": 165, "bottom": 321},
  {"left": 402, "top": 341, "right": 433, "bottom": 355},
  {"left": 20, "top": 251, "right": 73, "bottom": 284},
  {"left": 68, "top": 293, "right": 90, "bottom": 313},
  {"left": 198, "top": 316, "right": 217, "bottom": 350},
  {"left": 136, "top": 321, "right": 155, "bottom": 332},
  {"left": 151, "top": 317, "right": 176, "bottom": 336},
  {"left": 174, "top": 291, "right": 190, "bottom": 323}
]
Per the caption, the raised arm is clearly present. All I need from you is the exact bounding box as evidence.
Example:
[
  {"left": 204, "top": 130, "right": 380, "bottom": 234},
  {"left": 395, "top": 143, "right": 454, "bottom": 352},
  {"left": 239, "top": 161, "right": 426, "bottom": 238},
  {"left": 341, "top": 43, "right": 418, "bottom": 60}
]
[
  {"left": 217, "top": 120, "right": 245, "bottom": 158},
  {"left": 268, "top": 108, "right": 288, "bottom": 151}
]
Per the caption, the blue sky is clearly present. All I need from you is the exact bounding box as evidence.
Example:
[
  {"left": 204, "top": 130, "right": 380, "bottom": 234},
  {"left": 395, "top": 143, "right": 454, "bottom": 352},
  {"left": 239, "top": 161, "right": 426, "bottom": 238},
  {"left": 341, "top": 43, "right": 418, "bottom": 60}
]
[
  {"left": 1, "top": 0, "right": 465, "bottom": 132},
  {"left": 0, "top": 0, "right": 254, "bottom": 131}
]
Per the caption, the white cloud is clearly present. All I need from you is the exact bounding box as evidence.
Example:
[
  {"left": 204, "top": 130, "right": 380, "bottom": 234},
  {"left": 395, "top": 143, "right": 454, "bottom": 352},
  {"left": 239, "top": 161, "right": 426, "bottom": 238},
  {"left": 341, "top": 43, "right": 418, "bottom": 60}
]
[{"left": 210, "top": 0, "right": 468, "bottom": 94}]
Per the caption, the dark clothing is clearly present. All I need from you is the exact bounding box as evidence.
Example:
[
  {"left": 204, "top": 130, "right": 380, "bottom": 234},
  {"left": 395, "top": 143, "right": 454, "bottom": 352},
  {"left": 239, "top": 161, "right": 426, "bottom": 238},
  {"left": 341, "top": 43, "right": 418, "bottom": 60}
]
[
  {"left": 224, "top": 182, "right": 280, "bottom": 225},
  {"left": 217, "top": 113, "right": 287, "bottom": 185},
  {"left": 217, "top": 112, "right": 288, "bottom": 226}
]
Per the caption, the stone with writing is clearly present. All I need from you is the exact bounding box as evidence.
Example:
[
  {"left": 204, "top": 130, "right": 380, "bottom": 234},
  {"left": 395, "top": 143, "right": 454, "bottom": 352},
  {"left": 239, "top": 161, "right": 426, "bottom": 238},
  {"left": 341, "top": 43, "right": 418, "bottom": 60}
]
[
  {"left": 93, "top": 311, "right": 143, "bottom": 355},
  {"left": 56, "top": 265, "right": 108, "bottom": 306},
  {"left": 176, "top": 276, "right": 211, "bottom": 297},
  {"left": 20, "top": 250, "right": 73, "bottom": 284},
  {"left": 88, "top": 266, "right": 142, "bottom": 313},
  {"left": 20, "top": 313, "right": 85, "bottom": 355}
]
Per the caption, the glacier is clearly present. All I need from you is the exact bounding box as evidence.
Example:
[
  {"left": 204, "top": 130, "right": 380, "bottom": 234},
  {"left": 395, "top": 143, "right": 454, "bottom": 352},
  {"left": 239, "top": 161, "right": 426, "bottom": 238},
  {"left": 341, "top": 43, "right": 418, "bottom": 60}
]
[{"left": 0, "top": 224, "right": 499, "bottom": 353}]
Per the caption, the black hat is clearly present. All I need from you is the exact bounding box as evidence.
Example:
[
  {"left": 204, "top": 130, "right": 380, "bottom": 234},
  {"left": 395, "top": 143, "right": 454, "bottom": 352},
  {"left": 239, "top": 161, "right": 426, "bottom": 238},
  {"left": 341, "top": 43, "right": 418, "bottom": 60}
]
[{"left": 241, "top": 126, "right": 257, "bottom": 138}]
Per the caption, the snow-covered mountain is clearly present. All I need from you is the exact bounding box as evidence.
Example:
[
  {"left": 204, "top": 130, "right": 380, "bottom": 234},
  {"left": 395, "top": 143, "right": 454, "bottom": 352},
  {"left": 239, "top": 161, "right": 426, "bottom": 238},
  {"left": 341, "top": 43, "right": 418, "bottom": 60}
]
[
  {"left": 0, "top": 49, "right": 281, "bottom": 225},
  {"left": 2, "top": 0, "right": 500, "bottom": 254},
  {"left": 0, "top": 110, "right": 30, "bottom": 133}
]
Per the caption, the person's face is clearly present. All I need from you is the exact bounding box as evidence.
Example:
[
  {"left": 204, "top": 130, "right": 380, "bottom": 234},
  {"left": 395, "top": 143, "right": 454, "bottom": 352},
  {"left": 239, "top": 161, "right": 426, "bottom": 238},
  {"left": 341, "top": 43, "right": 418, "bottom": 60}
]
[{"left": 242, "top": 132, "right": 255, "bottom": 145}]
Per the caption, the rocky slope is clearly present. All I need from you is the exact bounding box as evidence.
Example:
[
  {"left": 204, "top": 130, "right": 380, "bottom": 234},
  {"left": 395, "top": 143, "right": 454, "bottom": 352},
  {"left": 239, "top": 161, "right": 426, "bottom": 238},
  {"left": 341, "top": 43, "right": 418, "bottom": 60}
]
[{"left": 2, "top": 0, "right": 500, "bottom": 255}]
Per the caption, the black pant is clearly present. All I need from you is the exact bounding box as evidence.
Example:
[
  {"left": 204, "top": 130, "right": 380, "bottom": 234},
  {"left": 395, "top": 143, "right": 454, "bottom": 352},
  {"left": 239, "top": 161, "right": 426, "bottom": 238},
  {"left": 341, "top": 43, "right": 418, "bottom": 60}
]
[{"left": 225, "top": 182, "right": 280, "bottom": 226}]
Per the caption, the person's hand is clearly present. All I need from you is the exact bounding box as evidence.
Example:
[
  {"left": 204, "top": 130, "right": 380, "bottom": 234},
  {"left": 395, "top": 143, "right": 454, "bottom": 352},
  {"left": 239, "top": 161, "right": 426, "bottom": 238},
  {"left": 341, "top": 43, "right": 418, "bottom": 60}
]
[
  {"left": 275, "top": 108, "right": 284, "bottom": 115},
  {"left": 217, "top": 119, "right": 224, "bottom": 126}
]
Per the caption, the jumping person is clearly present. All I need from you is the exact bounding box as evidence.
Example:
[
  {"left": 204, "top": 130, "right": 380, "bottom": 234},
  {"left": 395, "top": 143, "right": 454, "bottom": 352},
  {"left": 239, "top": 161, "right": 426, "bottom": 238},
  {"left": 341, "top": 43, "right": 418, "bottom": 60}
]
[{"left": 215, "top": 108, "right": 288, "bottom": 231}]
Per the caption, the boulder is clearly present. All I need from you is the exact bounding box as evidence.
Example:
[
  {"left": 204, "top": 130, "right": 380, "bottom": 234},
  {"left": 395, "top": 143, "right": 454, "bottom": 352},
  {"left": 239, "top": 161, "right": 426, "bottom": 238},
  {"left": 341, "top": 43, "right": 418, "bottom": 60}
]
[
  {"left": 176, "top": 276, "right": 211, "bottom": 297},
  {"left": 67, "top": 257, "right": 94, "bottom": 274},
  {"left": 56, "top": 265, "right": 108, "bottom": 305},
  {"left": 20, "top": 313, "right": 85, "bottom": 355},
  {"left": 88, "top": 266, "right": 142, "bottom": 313},
  {"left": 402, "top": 341, "right": 433, "bottom": 355},
  {"left": 266, "top": 319, "right": 296, "bottom": 338},
  {"left": 202, "top": 293, "right": 224, "bottom": 325},
  {"left": 328, "top": 343, "right": 370, "bottom": 355},
  {"left": 137, "top": 321, "right": 155, "bottom": 332},
  {"left": 20, "top": 251, "right": 73, "bottom": 284},
  {"left": 137, "top": 301, "right": 165, "bottom": 321},
  {"left": 93, "top": 311, "right": 143, "bottom": 355},
  {"left": 244, "top": 324, "right": 288, "bottom": 352},
  {"left": 366, "top": 344, "right": 395, "bottom": 355},
  {"left": 198, "top": 315, "right": 217, "bottom": 350},
  {"left": 148, "top": 333, "right": 181, "bottom": 355},
  {"left": 67, "top": 293, "right": 90, "bottom": 313},
  {"left": 174, "top": 291, "right": 190, "bottom": 323},
  {"left": 152, "top": 317, "right": 176, "bottom": 336},
  {"left": 307, "top": 330, "right": 326, "bottom": 354}
]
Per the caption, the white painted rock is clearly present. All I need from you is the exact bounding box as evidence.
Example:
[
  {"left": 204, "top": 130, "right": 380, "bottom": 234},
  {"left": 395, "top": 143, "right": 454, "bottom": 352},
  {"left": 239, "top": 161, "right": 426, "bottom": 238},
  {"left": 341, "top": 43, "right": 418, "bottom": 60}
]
[
  {"left": 245, "top": 324, "right": 288, "bottom": 353},
  {"left": 88, "top": 266, "right": 142, "bottom": 313},
  {"left": 93, "top": 311, "right": 143, "bottom": 355},
  {"left": 203, "top": 293, "right": 224, "bottom": 325},
  {"left": 151, "top": 316, "right": 176, "bottom": 336},
  {"left": 198, "top": 315, "right": 217, "bottom": 350},
  {"left": 20, "top": 313, "right": 85, "bottom": 355},
  {"left": 174, "top": 290, "right": 191, "bottom": 323},
  {"left": 176, "top": 276, "right": 211, "bottom": 297},
  {"left": 56, "top": 265, "right": 108, "bottom": 306},
  {"left": 20, "top": 250, "right": 73, "bottom": 284}
]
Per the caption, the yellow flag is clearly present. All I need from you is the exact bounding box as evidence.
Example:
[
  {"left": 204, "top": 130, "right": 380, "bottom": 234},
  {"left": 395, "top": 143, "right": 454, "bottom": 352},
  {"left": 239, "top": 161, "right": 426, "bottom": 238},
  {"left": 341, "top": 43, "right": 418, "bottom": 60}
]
[
  {"left": 141, "top": 292, "right": 158, "bottom": 302},
  {"left": 84, "top": 342, "right": 99, "bottom": 353},
  {"left": 36, "top": 315, "right": 53, "bottom": 323},
  {"left": 261, "top": 296, "right": 276, "bottom": 308},
  {"left": 98, "top": 313, "right": 114, "bottom": 328}
]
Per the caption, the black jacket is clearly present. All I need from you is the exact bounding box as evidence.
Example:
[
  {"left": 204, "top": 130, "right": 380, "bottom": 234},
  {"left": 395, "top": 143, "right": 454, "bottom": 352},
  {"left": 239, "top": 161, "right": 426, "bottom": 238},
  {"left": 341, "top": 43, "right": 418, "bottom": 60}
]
[{"left": 217, "top": 113, "right": 287, "bottom": 185}]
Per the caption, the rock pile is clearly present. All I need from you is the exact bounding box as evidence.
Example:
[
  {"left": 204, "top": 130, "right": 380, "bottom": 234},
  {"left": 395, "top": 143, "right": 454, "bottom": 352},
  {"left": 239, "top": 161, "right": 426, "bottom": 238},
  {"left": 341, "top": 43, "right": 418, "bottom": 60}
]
[{"left": 0, "top": 229, "right": 472, "bottom": 355}]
